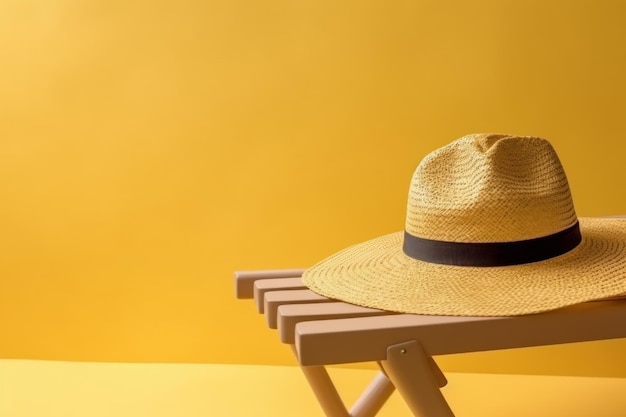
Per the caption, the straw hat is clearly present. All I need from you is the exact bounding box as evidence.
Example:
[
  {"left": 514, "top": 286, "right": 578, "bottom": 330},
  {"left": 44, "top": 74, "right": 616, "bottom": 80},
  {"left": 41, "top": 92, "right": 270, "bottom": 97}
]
[{"left": 302, "top": 134, "right": 626, "bottom": 316}]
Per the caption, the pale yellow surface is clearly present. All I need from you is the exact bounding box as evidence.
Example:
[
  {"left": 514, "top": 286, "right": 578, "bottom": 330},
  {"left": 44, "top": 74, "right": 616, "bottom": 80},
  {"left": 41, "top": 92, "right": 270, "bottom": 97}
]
[
  {"left": 1, "top": 0, "right": 626, "bottom": 376},
  {"left": 2, "top": 360, "right": 626, "bottom": 417}
]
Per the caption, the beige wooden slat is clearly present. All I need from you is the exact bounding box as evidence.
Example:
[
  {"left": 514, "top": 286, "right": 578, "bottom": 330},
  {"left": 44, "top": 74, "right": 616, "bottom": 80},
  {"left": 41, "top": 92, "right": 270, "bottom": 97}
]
[
  {"left": 295, "top": 300, "right": 626, "bottom": 366},
  {"left": 264, "top": 290, "right": 331, "bottom": 329},
  {"left": 253, "top": 278, "right": 306, "bottom": 313},
  {"left": 277, "top": 302, "right": 393, "bottom": 344},
  {"left": 234, "top": 269, "right": 305, "bottom": 299}
]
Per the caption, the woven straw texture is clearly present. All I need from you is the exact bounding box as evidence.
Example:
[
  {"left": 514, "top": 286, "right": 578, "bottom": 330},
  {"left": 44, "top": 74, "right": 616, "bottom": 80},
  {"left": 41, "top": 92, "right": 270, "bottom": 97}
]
[
  {"left": 302, "top": 134, "right": 626, "bottom": 316},
  {"left": 406, "top": 134, "right": 577, "bottom": 242}
]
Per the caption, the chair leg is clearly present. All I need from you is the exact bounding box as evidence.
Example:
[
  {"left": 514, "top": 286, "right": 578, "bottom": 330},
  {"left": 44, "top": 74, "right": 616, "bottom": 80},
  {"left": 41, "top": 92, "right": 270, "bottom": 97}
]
[
  {"left": 298, "top": 364, "right": 352, "bottom": 417},
  {"left": 292, "top": 345, "right": 396, "bottom": 417},
  {"left": 380, "top": 340, "right": 456, "bottom": 417},
  {"left": 292, "top": 346, "right": 351, "bottom": 417},
  {"left": 349, "top": 370, "right": 395, "bottom": 417}
]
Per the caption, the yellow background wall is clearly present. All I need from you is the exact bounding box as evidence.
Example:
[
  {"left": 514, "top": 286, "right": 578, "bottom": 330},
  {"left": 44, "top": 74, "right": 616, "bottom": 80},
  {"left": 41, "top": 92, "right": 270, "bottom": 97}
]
[{"left": 1, "top": 0, "right": 625, "bottom": 377}]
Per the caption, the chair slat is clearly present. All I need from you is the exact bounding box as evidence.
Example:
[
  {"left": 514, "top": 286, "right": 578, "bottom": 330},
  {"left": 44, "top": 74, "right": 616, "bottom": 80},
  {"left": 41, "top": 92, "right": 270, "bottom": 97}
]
[
  {"left": 295, "top": 300, "right": 626, "bottom": 366},
  {"left": 253, "top": 278, "right": 306, "bottom": 313},
  {"left": 264, "top": 290, "right": 331, "bottom": 329},
  {"left": 234, "top": 269, "right": 305, "bottom": 299},
  {"left": 278, "top": 302, "right": 393, "bottom": 344}
]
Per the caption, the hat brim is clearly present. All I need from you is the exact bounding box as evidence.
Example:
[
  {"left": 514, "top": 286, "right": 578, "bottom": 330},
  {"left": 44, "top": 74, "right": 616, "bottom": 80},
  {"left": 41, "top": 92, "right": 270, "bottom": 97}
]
[{"left": 302, "top": 217, "right": 626, "bottom": 316}]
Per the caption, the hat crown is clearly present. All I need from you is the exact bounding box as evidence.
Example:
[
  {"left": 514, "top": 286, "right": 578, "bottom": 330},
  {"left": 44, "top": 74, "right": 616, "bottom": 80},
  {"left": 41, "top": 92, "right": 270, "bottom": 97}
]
[{"left": 406, "top": 134, "right": 578, "bottom": 243}]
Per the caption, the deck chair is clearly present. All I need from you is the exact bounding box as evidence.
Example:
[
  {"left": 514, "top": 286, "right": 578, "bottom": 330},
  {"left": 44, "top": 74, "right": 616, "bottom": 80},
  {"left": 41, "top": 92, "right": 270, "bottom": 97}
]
[{"left": 235, "top": 268, "right": 626, "bottom": 417}]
